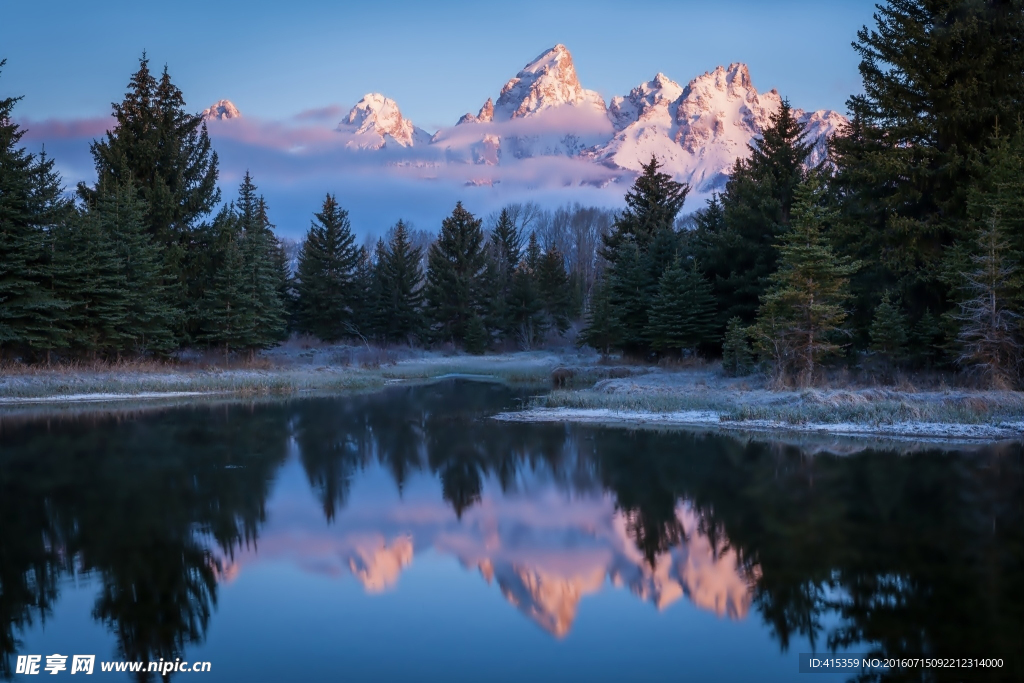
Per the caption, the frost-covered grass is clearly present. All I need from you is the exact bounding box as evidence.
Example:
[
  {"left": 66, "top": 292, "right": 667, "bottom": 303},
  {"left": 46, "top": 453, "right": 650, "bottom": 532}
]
[
  {"left": 383, "top": 353, "right": 565, "bottom": 384},
  {"left": 539, "top": 389, "right": 736, "bottom": 414},
  {"left": 0, "top": 366, "right": 384, "bottom": 401},
  {"left": 534, "top": 380, "right": 1024, "bottom": 429}
]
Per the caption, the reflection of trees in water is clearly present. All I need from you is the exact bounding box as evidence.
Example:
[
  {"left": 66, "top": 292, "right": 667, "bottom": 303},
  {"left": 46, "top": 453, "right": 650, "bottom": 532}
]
[
  {"left": 3, "top": 382, "right": 1022, "bottom": 682},
  {"left": 286, "top": 379, "right": 1024, "bottom": 681},
  {"left": 0, "top": 404, "right": 290, "bottom": 680}
]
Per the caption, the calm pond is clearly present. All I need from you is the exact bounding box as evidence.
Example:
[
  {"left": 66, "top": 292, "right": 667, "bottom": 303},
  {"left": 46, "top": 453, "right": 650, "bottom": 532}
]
[{"left": 1, "top": 380, "right": 1020, "bottom": 682}]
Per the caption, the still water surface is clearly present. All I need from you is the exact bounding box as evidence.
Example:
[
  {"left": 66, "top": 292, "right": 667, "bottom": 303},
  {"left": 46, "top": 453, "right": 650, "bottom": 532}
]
[{"left": 1, "top": 380, "right": 1020, "bottom": 682}]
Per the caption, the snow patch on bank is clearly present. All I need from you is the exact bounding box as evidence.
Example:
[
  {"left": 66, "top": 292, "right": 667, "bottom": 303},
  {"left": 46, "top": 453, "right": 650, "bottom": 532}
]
[
  {"left": 494, "top": 408, "right": 1024, "bottom": 441},
  {"left": 0, "top": 391, "right": 216, "bottom": 405}
]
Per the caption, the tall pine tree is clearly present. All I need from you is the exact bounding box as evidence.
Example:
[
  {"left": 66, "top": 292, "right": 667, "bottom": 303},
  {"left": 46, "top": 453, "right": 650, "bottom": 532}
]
[
  {"left": 376, "top": 220, "right": 424, "bottom": 344},
  {"left": 79, "top": 54, "right": 220, "bottom": 340},
  {"left": 830, "top": 0, "right": 1024, "bottom": 335},
  {"left": 0, "top": 62, "right": 70, "bottom": 359},
  {"left": 753, "top": 176, "right": 858, "bottom": 385},
  {"left": 695, "top": 100, "right": 812, "bottom": 326},
  {"left": 645, "top": 259, "right": 717, "bottom": 355},
  {"left": 424, "top": 202, "right": 489, "bottom": 346},
  {"left": 294, "top": 194, "right": 361, "bottom": 342}
]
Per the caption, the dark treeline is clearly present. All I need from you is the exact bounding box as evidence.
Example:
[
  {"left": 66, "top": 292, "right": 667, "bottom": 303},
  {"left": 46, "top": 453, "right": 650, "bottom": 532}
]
[
  {"left": 582, "top": 0, "right": 1024, "bottom": 387},
  {"left": 4, "top": 1, "right": 1024, "bottom": 385},
  {"left": 2, "top": 382, "right": 1021, "bottom": 680}
]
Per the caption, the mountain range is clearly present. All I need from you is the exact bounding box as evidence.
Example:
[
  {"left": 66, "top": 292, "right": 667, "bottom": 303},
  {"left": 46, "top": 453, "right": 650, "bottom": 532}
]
[{"left": 204, "top": 44, "right": 847, "bottom": 192}]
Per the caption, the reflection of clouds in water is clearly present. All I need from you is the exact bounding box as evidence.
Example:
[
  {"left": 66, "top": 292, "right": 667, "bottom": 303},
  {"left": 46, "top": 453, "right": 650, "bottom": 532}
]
[{"left": 224, "top": 485, "right": 758, "bottom": 637}]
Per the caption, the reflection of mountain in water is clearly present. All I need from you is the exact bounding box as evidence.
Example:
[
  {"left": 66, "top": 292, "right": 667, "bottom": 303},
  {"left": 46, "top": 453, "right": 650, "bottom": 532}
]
[
  {"left": 225, "top": 491, "right": 757, "bottom": 637},
  {"left": 1, "top": 380, "right": 1022, "bottom": 682}
]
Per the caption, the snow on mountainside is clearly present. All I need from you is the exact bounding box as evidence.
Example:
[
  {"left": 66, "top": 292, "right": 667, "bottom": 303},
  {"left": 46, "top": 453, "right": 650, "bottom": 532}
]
[
  {"left": 202, "top": 100, "right": 241, "bottom": 121},
  {"left": 337, "top": 93, "right": 432, "bottom": 150},
  {"left": 490, "top": 44, "right": 606, "bottom": 121},
  {"left": 594, "top": 63, "right": 847, "bottom": 190},
  {"left": 269, "top": 44, "right": 847, "bottom": 188}
]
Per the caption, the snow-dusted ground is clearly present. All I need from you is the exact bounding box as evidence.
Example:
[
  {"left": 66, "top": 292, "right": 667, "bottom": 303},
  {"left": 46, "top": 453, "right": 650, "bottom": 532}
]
[
  {"left": 0, "top": 391, "right": 216, "bottom": 405},
  {"left": 493, "top": 407, "right": 1024, "bottom": 442}
]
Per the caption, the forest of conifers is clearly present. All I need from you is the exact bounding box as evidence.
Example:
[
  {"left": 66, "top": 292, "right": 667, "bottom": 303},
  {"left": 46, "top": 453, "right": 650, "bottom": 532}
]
[{"left": 1, "top": 0, "right": 1022, "bottom": 387}]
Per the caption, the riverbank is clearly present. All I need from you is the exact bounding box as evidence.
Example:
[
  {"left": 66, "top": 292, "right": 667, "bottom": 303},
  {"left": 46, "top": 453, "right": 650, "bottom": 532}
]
[
  {"left": 498, "top": 364, "right": 1024, "bottom": 441},
  {"left": 4, "top": 350, "right": 1024, "bottom": 442},
  {"left": 0, "top": 349, "right": 579, "bottom": 404}
]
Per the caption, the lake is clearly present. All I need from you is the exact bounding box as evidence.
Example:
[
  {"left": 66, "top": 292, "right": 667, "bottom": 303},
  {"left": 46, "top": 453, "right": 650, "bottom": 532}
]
[{"left": 1, "top": 380, "right": 1020, "bottom": 682}]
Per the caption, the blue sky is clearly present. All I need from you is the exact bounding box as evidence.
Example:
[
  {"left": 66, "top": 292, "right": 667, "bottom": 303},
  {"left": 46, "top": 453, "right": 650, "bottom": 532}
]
[
  {"left": 7, "top": 0, "right": 875, "bottom": 126},
  {"left": 3, "top": 0, "right": 879, "bottom": 238}
]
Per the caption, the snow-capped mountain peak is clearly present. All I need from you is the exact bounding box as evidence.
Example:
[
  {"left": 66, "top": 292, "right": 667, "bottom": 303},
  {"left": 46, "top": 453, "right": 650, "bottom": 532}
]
[
  {"left": 609, "top": 73, "right": 684, "bottom": 131},
  {"left": 492, "top": 44, "right": 606, "bottom": 120},
  {"left": 202, "top": 99, "right": 240, "bottom": 121},
  {"left": 338, "top": 93, "right": 430, "bottom": 149}
]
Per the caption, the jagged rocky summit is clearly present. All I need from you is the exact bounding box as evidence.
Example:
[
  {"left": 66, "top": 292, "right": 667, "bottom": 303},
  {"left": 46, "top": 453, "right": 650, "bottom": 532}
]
[
  {"left": 202, "top": 99, "right": 241, "bottom": 121},
  {"left": 208, "top": 45, "right": 847, "bottom": 191}
]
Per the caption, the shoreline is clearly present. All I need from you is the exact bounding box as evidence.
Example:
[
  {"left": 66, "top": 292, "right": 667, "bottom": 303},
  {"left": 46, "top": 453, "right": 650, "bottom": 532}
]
[
  {"left": 493, "top": 406, "right": 1024, "bottom": 442},
  {"left": 4, "top": 351, "right": 1024, "bottom": 443}
]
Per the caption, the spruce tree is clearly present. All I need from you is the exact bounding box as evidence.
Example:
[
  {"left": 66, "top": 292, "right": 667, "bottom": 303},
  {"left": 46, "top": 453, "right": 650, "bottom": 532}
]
[
  {"left": 831, "top": 0, "right": 1024, "bottom": 330},
  {"left": 606, "top": 241, "right": 650, "bottom": 356},
  {"left": 488, "top": 208, "right": 523, "bottom": 340},
  {"left": 294, "top": 194, "right": 361, "bottom": 342},
  {"left": 424, "top": 202, "right": 489, "bottom": 346},
  {"left": 911, "top": 308, "right": 944, "bottom": 370},
  {"left": 601, "top": 156, "right": 688, "bottom": 263},
  {"left": 350, "top": 245, "right": 376, "bottom": 344},
  {"left": 272, "top": 237, "right": 295, "bottom": 332},
  {"left": 79, "top": 55, "right": 220, "bottom": 340},
  {"left": 869, "top": 292, "right": 909, "bottom": 364},
  {"left": 237, "top": 179, "right": 286, "bottom": 352},
  {"left": 63, "top": 179, "right": 179, "bottom": 357},
  {"left": 696, "top": 100, "right": 812, "bottom": 325},
  {"left": 954, "top": 208, "right": 1021, "bottom": 388},
  {"left": 753, "top": 177, "right": 858, "bottom": 385},
  {"left": 0, "top": 66, "right": 70, "bottom": 359},
  {"left": 645, "top": 259, "right": 717, "bottom": 355},
  {"left": 377, "top": 220, "right": 424, "bottom": 344},
  {"left": 537, "top": 246, "right": 573, "bottom": 336},
  {"left": 198, "top": 208, "right": 252, "bottom": 359},
  {"left": 55, "top": 203, "right": 126, "bottom": 356},
  {"left": 578, "top": 278, "right": 621, "bottom": 355},
  {"left": 507, "top": 232, "right": 546, "bottom": 348},
  {"left": 721, "top": 317, "right": 754, "bottom": 376}
]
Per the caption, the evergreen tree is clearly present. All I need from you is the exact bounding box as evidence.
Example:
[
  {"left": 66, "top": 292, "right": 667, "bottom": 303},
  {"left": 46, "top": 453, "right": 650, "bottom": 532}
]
[
  {"left": 238, "top": 181, "right": 287, "bottom": 352},
  {"left": 61, "top": 179, "right": 178, "bottom": 357},
  {"left": 350, "top": 245, "right": 376, "bottom": 344},
  {"left": 830, "top": 0, "right": 1024, "bottom": 330},
  {"left": 537, "top": 246, "right": 573, "bottom": 336},
  {"left": 601, "top": 156, "right": 688, "bottom": 263},
  {"left": 424, "top": 202, "right": 489, "bottom": 346},
  {"left": 198, "top": 208, "right": 252, "bottom": 358},
  {"left": 487, "top": 208, "right": 523, "bottom": 340},
  {"left": 645, "top": 259, "right": 717, "bottom": 355},
  {"left": 954, "top": 207, "right": 1021, "bottom": 388},
  {"left": 294, "top": 194, "right": 361, "bottom": 341},
  {"left": 0, "top": 64, "right": 71, "bottom": 359},
  {"left": 869, "top": 292, "right": 909, "bottom": 364},
  {"left": 753, "top": 177, "right": 858, "bottom": 385},
  {"left": 578, "top": 278, "right": 621, "bottom": 354},
  {"left": 78, "top": 55, "right": 220, "bottom": 339},
  {"left": 696, "top": 100, "right": 812, "bottom": 326},
  {"left": 606, "top": 241, "right": 651, "bottom": 356},
  {"left": 272, "top": 236, "right": 295, "bottom": 334},
  {"left": 377, "top": 220, "right": 424, "bottom": 344},
  {"left": 911, "top": 308, "right": 944, "bottom": 370},
  {"left": 507, "top": 232, "right": 546, "bottom": 348},
  {"left": 721, "top": 317, "right": 754, "bottom": 376},
  {"left": 54, "top": 204, "right": 126, "bottom": 356},
  {"left": 463, "top": 314, "right": 489, "bottom": 355}
]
